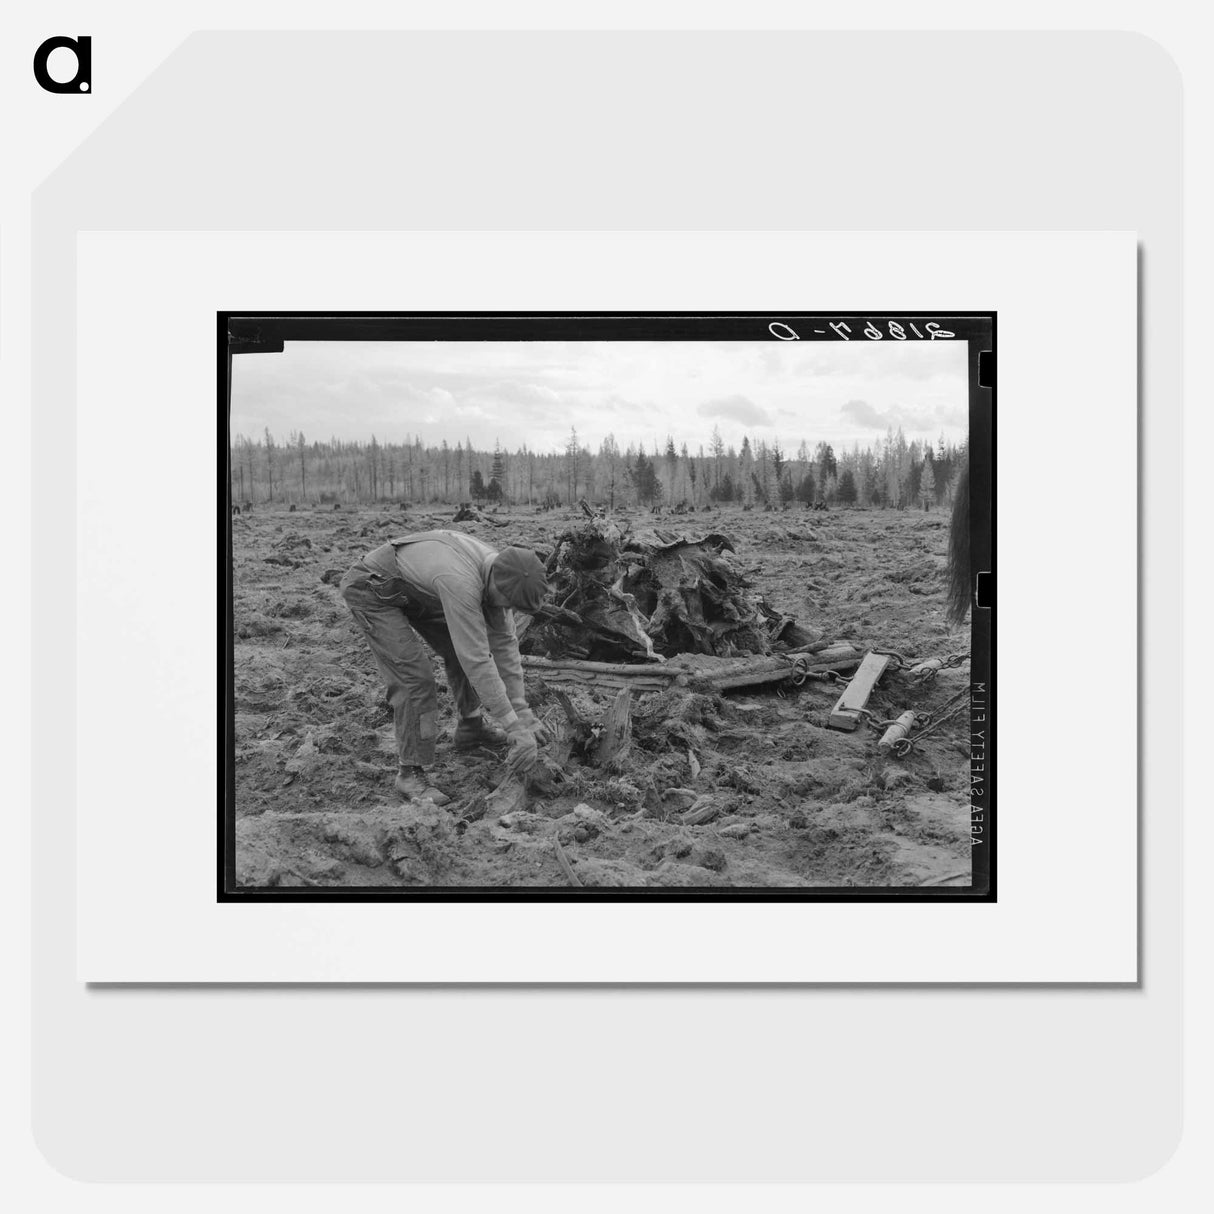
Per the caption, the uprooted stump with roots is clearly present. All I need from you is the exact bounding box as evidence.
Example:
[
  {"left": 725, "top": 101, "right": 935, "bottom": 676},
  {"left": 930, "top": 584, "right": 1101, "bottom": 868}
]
[
  {"left": 516, "top": 517, "right": 817, "bottom": 663},
  {"left": 462, "top": 680, "right": 683, "bottom": 825}
]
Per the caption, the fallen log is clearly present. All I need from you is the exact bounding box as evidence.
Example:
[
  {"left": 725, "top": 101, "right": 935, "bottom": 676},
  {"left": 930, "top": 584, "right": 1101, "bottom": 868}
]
[
  {"left": 783, "top": 637, "right": 844, "bottom": 656},
  {"left": 522, "top": 646, "right": 861, "bottom": 694},
  {"left": 524, "top": 655, "right": 673, "bottom": 693},
  {"left": 708, "top": 647, "right": 859, "bottom": 690}
]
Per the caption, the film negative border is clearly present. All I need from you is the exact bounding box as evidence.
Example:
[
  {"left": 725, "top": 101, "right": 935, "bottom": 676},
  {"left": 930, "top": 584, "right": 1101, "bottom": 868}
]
[{"left": 219, "top": 312, "right": 995, "bottom": 903}]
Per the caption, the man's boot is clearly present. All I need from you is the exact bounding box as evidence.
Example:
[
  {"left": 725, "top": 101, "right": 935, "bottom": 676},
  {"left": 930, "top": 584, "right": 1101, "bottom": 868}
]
[
  {"left": 394, "top": 766, "right": 451, "bottom": 805},
  {"left": 452, "top": 715, "right": 510, "bottom": 752}
]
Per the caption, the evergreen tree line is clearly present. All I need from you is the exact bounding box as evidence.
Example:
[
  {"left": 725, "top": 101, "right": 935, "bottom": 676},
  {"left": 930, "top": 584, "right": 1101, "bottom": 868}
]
[{"left": 229, "top": 424, "right": 965, "bottom": 511}]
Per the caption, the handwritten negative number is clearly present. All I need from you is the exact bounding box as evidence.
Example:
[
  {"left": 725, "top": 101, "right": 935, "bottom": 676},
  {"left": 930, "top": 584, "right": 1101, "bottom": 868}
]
[
  {"left": 863, "top": 320, "right": 955, "bottom": 341},
  {"left": 769, "top": 320, "right": 956, "bottom": 341}
]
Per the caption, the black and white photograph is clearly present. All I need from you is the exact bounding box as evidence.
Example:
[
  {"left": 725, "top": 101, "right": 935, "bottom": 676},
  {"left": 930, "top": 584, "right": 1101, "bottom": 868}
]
[{"left": 223, "top": 313, "right": 993, "bottom": 898}]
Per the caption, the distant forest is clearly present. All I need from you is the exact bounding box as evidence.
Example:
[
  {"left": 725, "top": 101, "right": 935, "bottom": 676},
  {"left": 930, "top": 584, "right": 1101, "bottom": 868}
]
[{"left": 228, "top": 425, "right": 966, "bottom": 511}]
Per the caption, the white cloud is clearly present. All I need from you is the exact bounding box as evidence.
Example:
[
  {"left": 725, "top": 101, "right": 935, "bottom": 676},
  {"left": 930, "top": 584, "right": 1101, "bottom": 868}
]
[
  {"left": 230, "top": 338, "right": 969, "bottom": 453},
  {"left": 841, "top": 397, "right": 967, "bottom": 433},
  {"left": 696, "top": 394, "right": 773, "bottom": 427}
]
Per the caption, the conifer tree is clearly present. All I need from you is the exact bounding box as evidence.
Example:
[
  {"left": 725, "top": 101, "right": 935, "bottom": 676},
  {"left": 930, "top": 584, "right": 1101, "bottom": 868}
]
[
  {"left": 919, "top": 456, "right": 936, "bottom": 510},
  {"left": 600, "top": 434, "right": 620, "bottom": 509},
  {"left": 488, "top": 439, "right": 506, "bottom": 502},
  {"left": 710, "top": 425, "right": 725, "bottom": 488},
  {"left": 565, "top": 428, "right": 580, "bottom": 505},
  {"left": 796, "top": 469, "right": 816, "bottom": 505},
  {"left": 739, "top": 436, "right": 754, "bottom": 505},
  {"left": 264, "top": 427, "right": 276, "bottom": 501},
  {"left": 838, "top": 468, "right": 858, "bottom": 506}
]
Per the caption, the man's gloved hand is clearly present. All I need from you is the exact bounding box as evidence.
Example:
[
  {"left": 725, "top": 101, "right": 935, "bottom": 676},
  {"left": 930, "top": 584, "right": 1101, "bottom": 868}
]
[
  {"left": 515, "top": 707, "right": 552, "bottom": 745},
  {"left": 504, "top": 718, "right": 539, "bottom": 776}
]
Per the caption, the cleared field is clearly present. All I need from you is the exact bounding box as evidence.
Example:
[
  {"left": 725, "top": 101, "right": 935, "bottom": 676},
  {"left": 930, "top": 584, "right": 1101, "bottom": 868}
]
[{"left": 230, "top": 502, "right": 973, "bottom": 888}]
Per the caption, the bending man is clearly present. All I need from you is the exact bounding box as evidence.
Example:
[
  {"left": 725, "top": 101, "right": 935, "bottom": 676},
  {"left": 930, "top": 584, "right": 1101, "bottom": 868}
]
[{"left": 340, "top": 529, "right": 551, "bottom": 802}]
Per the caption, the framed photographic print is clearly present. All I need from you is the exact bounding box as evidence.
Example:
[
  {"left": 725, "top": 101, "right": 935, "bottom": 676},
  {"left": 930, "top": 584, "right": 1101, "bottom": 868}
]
[{"left": 73, "top": 229, "right": 1133, "bottom": 981}]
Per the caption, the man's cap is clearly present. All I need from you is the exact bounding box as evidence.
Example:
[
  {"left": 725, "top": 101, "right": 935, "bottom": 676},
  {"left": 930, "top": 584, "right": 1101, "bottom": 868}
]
[{"left": 490, "top": 547, "right": 550, "bottom": 613}]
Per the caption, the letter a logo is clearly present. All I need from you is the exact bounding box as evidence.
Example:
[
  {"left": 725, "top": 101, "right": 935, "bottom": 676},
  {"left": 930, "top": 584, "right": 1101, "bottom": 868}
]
[{"left": 33, "top": 36, "right": 92, "bottom": 93}]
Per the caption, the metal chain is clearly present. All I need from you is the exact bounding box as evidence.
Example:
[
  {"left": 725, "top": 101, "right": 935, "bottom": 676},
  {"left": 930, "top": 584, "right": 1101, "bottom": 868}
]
[
  {"left": 787, "top": 649, "right": 968, "bottom": 688},
  {"left": 906, "top": 651, "right": 971, "bottom": 683},
  {"left": 788, "top": 656, "right": 853, "bottom": 687},
  {"left": 923, "top": 685, "right": 973, "bottom": 726},
  {"left": 867, "top": 648, "right": 971, "bottom": 680},
  {"left": 888, "top": 687, "right": 972, "bottom": 755},
  {"left": 781, "top": 645, "right": 974, "bottom": 754},
  {"left": 856, "top": 707, "right": 931, "bottom": 734},
  {"left": 870, "top": 649, "right": 910, "bottom": 670}
]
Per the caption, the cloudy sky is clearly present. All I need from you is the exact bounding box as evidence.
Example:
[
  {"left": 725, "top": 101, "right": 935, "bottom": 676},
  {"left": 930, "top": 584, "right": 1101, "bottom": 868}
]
[{"left": 229, "top": 339, "right": 969, "bottom": 454}]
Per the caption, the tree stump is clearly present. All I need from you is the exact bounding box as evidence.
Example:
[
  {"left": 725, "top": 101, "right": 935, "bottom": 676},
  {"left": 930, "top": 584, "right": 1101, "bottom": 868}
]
[
  {"left": 549, "top": 689, "right": 589, "bottom": 766},
  {"left": 592, "top": 688, "right": 633, "bottom": 767},
  {"left": 548, "top": 686, "right": 633, "bottom": 769}
]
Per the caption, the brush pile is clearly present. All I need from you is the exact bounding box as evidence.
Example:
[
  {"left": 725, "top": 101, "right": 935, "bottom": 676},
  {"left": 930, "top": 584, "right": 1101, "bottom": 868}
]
[{"left": 516, "top": 517, "right": 817, "bottom": 663}]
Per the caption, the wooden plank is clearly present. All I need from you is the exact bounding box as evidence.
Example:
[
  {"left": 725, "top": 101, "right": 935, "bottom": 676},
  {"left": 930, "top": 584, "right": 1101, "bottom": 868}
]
[{"left": 828, "top": 652, "right": 892, "bottom": 731}]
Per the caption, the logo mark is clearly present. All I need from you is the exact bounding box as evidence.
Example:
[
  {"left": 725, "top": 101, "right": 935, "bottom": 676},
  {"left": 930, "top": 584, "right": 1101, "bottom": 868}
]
[{"left": 33, "top": 36, "right": 91, "bottom": 93}]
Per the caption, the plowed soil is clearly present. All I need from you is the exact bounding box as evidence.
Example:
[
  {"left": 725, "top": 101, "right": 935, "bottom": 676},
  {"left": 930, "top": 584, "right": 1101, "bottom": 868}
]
[{"left": 230, "top": 504, "right": 973, "bottom": 889}]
